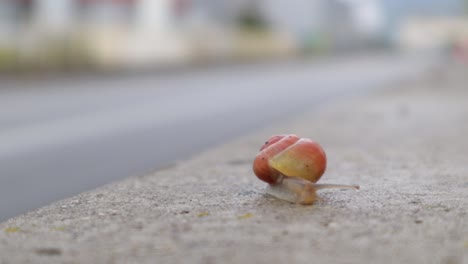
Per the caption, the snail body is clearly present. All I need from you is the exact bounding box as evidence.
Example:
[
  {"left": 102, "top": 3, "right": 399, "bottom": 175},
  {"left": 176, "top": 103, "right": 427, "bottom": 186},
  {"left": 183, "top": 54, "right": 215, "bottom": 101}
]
[{"left": 253, "top": 134, "right": 358, "bottom": 204}]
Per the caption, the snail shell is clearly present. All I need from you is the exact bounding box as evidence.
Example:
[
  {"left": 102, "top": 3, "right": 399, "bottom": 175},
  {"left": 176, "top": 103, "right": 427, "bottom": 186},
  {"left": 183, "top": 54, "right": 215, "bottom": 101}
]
[{"left": 253, "top": 134, "right": 326, "bottom": 184}]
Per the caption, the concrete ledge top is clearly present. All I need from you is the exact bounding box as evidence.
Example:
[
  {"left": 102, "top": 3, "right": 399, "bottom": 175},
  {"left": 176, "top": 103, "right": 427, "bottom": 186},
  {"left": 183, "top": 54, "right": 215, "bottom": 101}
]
[{"left": 1, "top": 66, "right": 467, "bottom": 264}]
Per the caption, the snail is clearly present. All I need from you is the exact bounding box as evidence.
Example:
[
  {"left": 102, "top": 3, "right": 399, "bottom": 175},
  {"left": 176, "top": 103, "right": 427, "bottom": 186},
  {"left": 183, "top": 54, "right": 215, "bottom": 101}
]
[{"left": 253, "top": 134, "right": 359, "bottom": 204}]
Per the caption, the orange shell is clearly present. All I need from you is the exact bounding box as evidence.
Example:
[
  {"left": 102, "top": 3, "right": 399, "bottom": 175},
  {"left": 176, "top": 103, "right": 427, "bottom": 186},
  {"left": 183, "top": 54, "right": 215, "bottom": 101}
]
[{"left": 253, "top": 135, "right": 327, "bottom": 184}]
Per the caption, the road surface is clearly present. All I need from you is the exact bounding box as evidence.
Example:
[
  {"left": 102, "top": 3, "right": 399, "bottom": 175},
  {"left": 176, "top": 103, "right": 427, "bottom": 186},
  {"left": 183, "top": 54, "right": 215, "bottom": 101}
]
[{"left": 0, "top": 54, "right": 435, "bottom": 221}]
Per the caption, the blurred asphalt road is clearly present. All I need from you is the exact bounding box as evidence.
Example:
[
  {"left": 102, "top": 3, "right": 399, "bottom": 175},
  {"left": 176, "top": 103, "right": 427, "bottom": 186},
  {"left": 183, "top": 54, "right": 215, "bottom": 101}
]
[{"left": 0, "top": 54, "right": 435, "bottom": 221}]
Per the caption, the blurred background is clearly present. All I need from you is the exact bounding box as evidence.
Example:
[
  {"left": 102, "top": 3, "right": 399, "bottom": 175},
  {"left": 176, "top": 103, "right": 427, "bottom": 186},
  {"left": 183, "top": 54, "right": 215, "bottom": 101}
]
[
  {"left": 0, "top": 0, "right": 467, "bottom": 70},
  {"left": 0, "top": 0, "right": 467, "bottom": 221}
]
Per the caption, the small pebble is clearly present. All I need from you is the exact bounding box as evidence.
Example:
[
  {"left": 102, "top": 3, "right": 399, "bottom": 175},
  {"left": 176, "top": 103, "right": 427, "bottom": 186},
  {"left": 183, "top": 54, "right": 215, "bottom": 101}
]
[
  {"left": 4, "top": 227, "right": 20, "bottom": 233},
  {"left": 328, "top": 222, "right": 340, "bottom": 230},
  {"left": 238, "top": 213, "right": 253, "bottom": 219},
  {"left": 35, "top": 248, "right": 62, "bottom": 256},
  {"left": 197, "top": 212, "right": 209, "bottom": 217}
]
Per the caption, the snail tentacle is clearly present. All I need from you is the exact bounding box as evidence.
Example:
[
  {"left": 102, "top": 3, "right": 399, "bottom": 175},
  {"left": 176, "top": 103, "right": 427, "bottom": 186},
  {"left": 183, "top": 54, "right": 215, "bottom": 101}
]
[{"left": 312, "top": 183, "right": 360, "bottom": 190}]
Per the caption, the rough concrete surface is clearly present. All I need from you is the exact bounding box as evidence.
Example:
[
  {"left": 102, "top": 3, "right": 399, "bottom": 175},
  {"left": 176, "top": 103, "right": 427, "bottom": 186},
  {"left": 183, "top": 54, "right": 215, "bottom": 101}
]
[{"left": 1, "top": 66, "right": 467, "bottom": 264}]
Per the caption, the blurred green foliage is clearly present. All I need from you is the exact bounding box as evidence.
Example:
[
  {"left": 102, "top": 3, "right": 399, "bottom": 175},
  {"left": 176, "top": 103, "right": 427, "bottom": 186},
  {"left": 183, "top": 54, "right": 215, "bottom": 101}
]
[
  {"left": 0, "top": 47, "right": 19, "bottom": 70},
  {"left": 302, "top": 32, "right": 331, "bottom": 55},
  {"left": 236, "top": 9, "right": 268, "bottom": 32},
  {"left": 0, "top": 36, "right": 94, "bottom": 72}
]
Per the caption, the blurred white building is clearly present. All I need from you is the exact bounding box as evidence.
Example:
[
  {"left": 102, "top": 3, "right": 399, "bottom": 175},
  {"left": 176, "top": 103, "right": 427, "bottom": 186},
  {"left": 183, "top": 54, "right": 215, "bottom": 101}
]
[
  {"left": 0, "top": 0, "right": 193, "bottom": 67},
  {"left": 0, "top": 0, "right": 380, "bottom": 69},
  {"left": 397, "top": 17, "right": 468, "bottom": 53}
]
